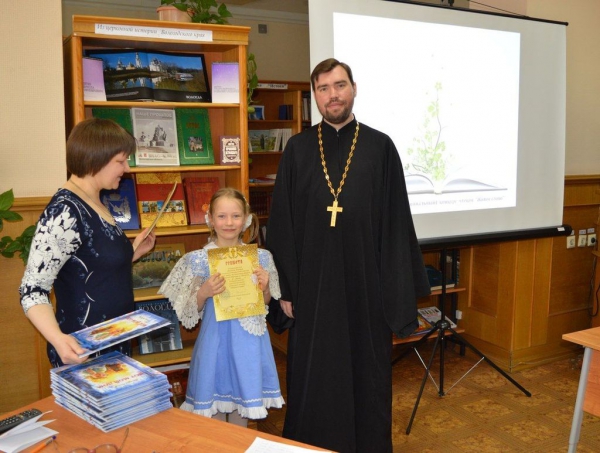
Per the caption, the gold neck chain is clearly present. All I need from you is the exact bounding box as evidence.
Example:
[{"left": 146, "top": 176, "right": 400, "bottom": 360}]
[
  {"left": 68, "top": 179, "right": 114, "bottom": 220},
  {"left": 318, "top": 121, "right": 360, "bottom": 227}
]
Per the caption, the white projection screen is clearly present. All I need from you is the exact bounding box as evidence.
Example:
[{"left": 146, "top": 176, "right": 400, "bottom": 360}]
[{"left": 308, "top": 0, "right": 568, "bottom": 247}]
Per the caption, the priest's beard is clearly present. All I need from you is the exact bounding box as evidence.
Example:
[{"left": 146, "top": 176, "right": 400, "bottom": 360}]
[{"left": 320, "top": 97, "right": 354, "bottom": 125}]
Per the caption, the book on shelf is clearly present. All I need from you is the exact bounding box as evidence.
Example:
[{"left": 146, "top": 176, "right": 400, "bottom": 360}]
[
  {"left": 50, "top": 351, "right": 172, "bottom": 432},
  {"left": 219, "top": 135, "right": 241, "bottom": 165},
  {"left": 249, "top": 128, "right": 292, "bottom": 152},
  {"left": 70, "top": 310, "right": 173, "bottom": 358},
  {"left": 132, "top": 242, "right": 185, "bottom": 289},
  {"left": 135, "top": 299, "right": 183, "bottom": 355},
  {"left": 91, "top": 107, "right": 136, "bottom": 167},
  {"left": 183, "top": 176, "right": 222, "bottom": 225},
  {"left": 249, "top": 190, "right": 273, "bottom": 217},
  {"left": 132, "top": 108, "right": 180, "bottom": 167},
  {"left": 174, "top": 108, "right": 214, "bottom": 165},
  {"left": 84, "top": 49, "right": 211, "bottom": 102},
  {"left": 425, "top": 264, "right": 456, "bottom": 291},
  {"left": 211, "top": 62, "right": 240, "bottom": 103},
  {"left": 100, "top": 176, "right": 140, "bottom": 230},
  {"left": 248, "top": 105, "right": 264, "bottom": 121},
  {"left": 82, "top": 57, "right": 107, "bottom": 102},
  {"left": 302, "top": 91, "right": 311, "bottom": 122},
  {"left": 160, "top": 366, "right": 189, "bottom": 408},
  {"left": 248, "top": 129, "right": 271, "bottom": 152},
  {"left": 417, "top": 306, "right": 457, "bottom": 329},
  {"left": 278, "top": 104, "right": 293, "bottom": 120},
  {"left": 136, "top": 173, "right": 187, "bottom": 228},
  {"left": 410, "top": 313, "right": 434, "bottom": 336}
]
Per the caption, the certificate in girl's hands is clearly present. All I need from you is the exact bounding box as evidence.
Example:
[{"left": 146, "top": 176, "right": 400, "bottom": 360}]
[{"left": 208, "top": 244, "right": 266, "bottom": 321}]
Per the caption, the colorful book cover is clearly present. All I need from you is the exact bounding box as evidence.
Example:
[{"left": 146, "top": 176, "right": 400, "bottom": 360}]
[
  {"left": 132, "top": 243, "right": 185, "bottom": 289},
  {"left": 50, "top": 351, "right": 172, "bottom": 431},
  {"left": 220, "top": 135, "right": 241, "bottom": 165},
  {"left": 91, "top": 107, "right": 136, "bottom": 167},
  {"left": 183, "top": 176, "right": 221, "bottom": 225},
  {"left": 84, "top": 50, "right": 210, "bottom": 102},
  {"left": 136, "top": 172, "right": 187, "bottom": 228},
  {"left": 248, "top": 129, "right": 272, "bottom": 152},
  {"left": 132, "top": 108, "right": 180, "bottom": 167},
  {"left": 82, "top": 57, "right": 106, "bottom": 102},
  {"left": 411, "top": 313, "right": 434, "bottom": 336},
  {"left": 100, "top": 177, "right": 140, "bottom": 230},
  {"left": 211, "top": 62, "right": 240, "bottom": 103},
  {"left": 70, "top": 310, "right": 172, "bottom": 357},
  {"left": 135, "top": 299, "right": 183, "bottom": 354},
  {"left": 174, "top": 108, "right": 215, "bottom": 165}
]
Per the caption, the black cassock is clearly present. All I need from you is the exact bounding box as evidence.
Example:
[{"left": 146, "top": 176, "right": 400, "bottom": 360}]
[{"left": 267, "top": 119, "right": 430, "bottom": 453}]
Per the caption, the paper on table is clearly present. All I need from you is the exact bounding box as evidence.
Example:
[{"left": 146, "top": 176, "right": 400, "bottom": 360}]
[
  {"left": 245, "top": 437, "right": 331, "bottom": 453},
  {"left": 134, "top": 181, "right": 178, "bottom": 251},
  {"left": 0, "top": 412, "right": 58, "bottom": 453}
]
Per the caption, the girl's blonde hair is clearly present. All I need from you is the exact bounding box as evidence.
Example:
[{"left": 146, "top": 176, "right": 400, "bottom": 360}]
[{"left": 207, "top": 188, "right": 259, "bottom": 243}]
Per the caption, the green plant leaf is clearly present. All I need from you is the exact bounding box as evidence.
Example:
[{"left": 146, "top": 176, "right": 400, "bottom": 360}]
[{"left": 0, "top": 189, "right": 15, "bottom": 211}]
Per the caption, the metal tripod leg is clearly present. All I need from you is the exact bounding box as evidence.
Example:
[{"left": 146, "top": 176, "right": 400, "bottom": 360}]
[
  {"left": 406, "top": 322, "right": 444, "bottom": 434},
  {"left": 405, "top": 321, "right": 531, "bottom": 435}
]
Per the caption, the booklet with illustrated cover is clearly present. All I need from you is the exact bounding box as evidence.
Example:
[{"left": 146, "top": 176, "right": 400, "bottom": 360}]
[
  {"left": 175, "top": 108, "right": 215, "bottom": 165},
  {"left": 132, "top": 108, "right": 180, "bottom": 166},
  {"left": 50, "top": 351, "right": 173, "bottom": 432},
  {"left": 70, "top": 310, "right": 172, "bottom": 357}
]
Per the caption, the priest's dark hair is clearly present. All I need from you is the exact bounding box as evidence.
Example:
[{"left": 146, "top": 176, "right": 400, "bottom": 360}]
[
  {"left": 310, "top": 58, "right": 355, "bottom": 91},
  {"left": 66, "top": 118, "right": 136, "bottom": 177}
]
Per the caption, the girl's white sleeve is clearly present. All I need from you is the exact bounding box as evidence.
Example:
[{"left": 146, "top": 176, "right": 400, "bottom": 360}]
[{"left": 159, "top": 254, "right": 206, "bottom": 329}]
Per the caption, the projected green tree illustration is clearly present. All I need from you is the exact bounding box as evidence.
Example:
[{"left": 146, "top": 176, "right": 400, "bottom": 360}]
[{"left": 405, "top": 82, "right": 451, "bottom": 183}]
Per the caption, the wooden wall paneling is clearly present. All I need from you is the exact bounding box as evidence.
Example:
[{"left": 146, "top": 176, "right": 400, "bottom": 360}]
[
  {"left": 0, "top": 198, "right": 50, "bottom": 413},
  {"left": 530, "top": 238, "right": 552, "bottom": 347},
  {"left": 513, "top": 239, "right": 536, "bottom": 350}
]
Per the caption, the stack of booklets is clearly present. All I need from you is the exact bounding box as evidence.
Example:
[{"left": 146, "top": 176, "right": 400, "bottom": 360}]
[
  {"left": 50, "top": 351, "right": 173, "bottom": 432},
  {"left": 49, "top": 310, "right": 176, "bottom": 431}
]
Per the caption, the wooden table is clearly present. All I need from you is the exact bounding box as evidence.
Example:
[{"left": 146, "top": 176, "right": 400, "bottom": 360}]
[
  {"left": 6, "top": 397, "right": 328, "bottom": 452},
  {"left": 562, "top": 326, "right": 600, "bottom": 453}
]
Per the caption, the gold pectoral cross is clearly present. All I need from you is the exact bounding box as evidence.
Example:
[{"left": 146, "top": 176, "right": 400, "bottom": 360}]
[{"left": 327, "top": 199, "right": 343, "bottom": 227}]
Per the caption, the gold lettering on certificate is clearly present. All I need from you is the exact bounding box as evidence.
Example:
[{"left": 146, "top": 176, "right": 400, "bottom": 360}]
[{"left": 207, "top": 244, "right": 266, "bottom": 321}]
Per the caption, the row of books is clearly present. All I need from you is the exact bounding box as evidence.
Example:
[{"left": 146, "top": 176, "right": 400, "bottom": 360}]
[
  {"left": 83, "top": 50, "right": 239, "bottom": 104},
  {"left": 100, "top": 173, "right": 222, "bottom": 230},
  {"left": 249, "top": 190, "right": 274, "bottom": 217},
  {"left": 249, "top": 128, "right": 292, "bottom": 152},
  {"left": 92, "top": 107, "right": 217, "bottom": 167}
]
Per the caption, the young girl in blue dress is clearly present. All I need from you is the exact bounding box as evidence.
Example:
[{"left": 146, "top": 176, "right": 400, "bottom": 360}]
[{"left": 159, "top": 188, "right": 284, "bottom": 426}]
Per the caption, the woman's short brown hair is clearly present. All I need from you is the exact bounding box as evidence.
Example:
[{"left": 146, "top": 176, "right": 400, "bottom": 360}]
[{"left": 66, "top": 118, "right": 136, "bottom": 177}]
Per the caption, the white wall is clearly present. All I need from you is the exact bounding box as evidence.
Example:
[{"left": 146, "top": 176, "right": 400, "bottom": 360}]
[
  {"left": 526, "top": 0, "right": 600, "bottom": 175},
  {"left": 1, "top": 1, "right": 66, "bottom": 197}
]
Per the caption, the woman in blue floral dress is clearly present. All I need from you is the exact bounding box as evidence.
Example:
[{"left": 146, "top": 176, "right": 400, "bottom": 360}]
[
  {"left": 160, "top": 188, "right": 284, "bottom": 427},
  {"left": 19, "top": 118, "right": 156, "bottom": 367}
]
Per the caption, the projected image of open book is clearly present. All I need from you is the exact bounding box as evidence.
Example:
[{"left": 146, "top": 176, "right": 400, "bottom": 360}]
[{"left": 405, "top": 174, "right": 506, "bottom": 195}]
